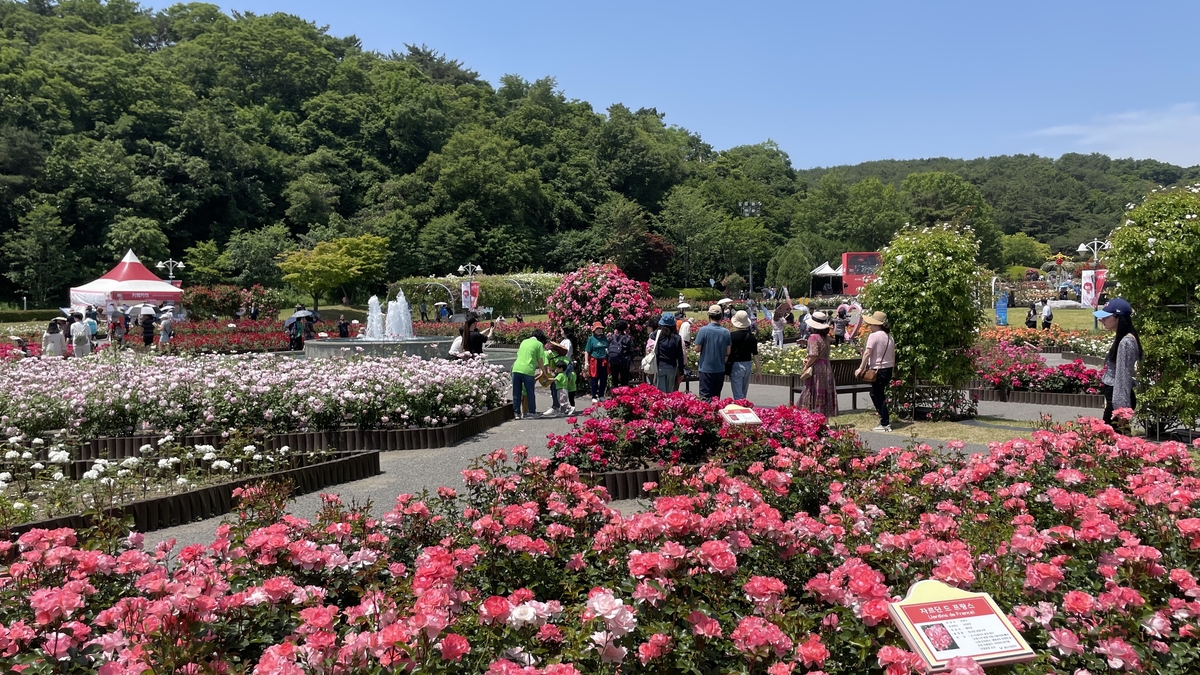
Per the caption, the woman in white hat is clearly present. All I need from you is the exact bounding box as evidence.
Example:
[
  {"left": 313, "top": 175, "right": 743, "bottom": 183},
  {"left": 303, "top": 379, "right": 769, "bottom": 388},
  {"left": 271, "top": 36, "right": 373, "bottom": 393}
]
[
  {"left": 855, "top": 311, "right": 894, "bottom": 431},
  {"left": 797, "top": 311, "right": 837, "bottom": 417}
]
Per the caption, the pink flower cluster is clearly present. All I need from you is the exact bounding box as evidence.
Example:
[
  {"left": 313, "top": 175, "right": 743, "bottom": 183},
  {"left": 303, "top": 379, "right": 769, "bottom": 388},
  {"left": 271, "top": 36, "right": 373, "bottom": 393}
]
[
  {"left": 2, "top": 414, "right": 1199, "bottom": 674},
  {"left": 548, "top": 383, "right": 833, "bottom": 471},
  {"left": 545, "top": 263, "right": 657, "bottom": 344},
  {"left": 974, "top": 340, "right": 1102, "bottom": 393}
]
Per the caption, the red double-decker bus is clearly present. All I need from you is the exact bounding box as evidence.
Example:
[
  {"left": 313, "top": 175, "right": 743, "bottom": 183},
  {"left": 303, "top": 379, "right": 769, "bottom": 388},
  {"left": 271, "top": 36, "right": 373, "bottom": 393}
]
[{"left": 841, "top": 252, "right": 881, "bottom": 295}]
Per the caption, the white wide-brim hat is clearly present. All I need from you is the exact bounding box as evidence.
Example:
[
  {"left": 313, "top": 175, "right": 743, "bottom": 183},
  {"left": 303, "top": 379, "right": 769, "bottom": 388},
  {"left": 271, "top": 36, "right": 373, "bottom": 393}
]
[{"left": 805, "top": 311, "right": 831, "bottom": 330}]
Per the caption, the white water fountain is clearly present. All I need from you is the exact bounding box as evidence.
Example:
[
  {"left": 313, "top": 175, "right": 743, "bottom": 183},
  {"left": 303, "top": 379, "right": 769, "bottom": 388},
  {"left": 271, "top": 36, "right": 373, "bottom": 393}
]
[
  {"left": 364, "top": 295, "right": 386, "bottom": 340},
  {"left": 385, "top": 290, "right": 414, "bottom": 340},
  {"left": 306, "top": 292, "right": 453, "bottom": 360}
]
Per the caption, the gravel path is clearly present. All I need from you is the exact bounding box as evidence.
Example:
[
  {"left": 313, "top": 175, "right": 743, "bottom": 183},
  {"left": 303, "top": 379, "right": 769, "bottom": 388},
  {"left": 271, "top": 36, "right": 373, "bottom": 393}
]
[{"left": 145, "top": 382, "right": 1098, "bottom": 548}]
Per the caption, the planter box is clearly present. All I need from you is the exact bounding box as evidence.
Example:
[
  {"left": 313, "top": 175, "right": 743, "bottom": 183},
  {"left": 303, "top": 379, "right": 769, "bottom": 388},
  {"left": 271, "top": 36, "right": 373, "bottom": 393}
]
[
  {"left": 1059, "top": 351, "right": 1105, "bottom": 367},
  {"left": 968, "top": 387, "right": 1105, "bottom": 408},
  {"left": 750, "top": 373, "right": 794, "bottom": 387},
  {"left": 57, "top": 406, "right": 514, "bottom": 463},
  {"left": 11, "top": 450, "right": 381, "bottom": 535},
  {"left": 593, "top": 466, "right": 665, "bottom": 501}
]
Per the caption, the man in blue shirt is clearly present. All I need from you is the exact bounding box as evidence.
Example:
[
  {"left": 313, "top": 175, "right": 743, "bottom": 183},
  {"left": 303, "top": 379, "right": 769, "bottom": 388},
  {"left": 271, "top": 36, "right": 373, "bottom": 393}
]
[{"left": 693, "top": 304, "right": 731, "bottom": 401}]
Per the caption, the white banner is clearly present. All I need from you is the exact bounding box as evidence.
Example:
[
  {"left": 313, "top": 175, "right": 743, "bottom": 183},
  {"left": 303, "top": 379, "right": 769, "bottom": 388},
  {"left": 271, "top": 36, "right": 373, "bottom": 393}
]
[{"left": 1080, "top": 270, "right": 1097, "bottom": 308}]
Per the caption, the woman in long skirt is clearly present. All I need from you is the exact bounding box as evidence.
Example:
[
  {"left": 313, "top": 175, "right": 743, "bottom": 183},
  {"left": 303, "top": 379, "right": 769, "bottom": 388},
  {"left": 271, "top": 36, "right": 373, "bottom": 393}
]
[{"left": 798, "top": 311, "right": 838, "bottom": 417}]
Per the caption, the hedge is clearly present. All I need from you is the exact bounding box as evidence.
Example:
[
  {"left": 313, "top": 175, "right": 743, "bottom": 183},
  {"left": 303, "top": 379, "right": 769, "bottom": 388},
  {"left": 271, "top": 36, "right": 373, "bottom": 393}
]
[{"left": 0, "top": 309, "right": 66, "bottom": 322}]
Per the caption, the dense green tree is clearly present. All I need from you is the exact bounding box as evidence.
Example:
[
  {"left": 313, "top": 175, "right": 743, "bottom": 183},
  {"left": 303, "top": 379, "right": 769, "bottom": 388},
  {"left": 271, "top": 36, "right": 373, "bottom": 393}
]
[
  {"left": 224, "top": 223, "right": 293, "bottom": 287},
  {"left": 183, "top": 239, "right": 228, "bottom": 285},
  {"left": 901, "top": 171, "right": 1003, "bottom": 268},
  {"left": 105, "top": 215, "right": 170, "bottom": 262},
  {"left": 1000, "top": 232, "right": 1052, "bottom": 268},
  {"left": 1, "top": 203, "right": 75, "bottom": 306}
]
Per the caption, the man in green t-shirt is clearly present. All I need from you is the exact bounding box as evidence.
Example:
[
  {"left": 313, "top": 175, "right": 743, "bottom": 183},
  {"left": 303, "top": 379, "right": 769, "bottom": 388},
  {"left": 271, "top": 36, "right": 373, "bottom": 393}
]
[{"left": 512, "top": 329, "right": 550, "bottom": 418}]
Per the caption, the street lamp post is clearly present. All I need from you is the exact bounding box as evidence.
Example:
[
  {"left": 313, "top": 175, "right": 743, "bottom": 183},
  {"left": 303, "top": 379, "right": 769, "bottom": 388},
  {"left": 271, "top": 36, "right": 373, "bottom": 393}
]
[
  {"left": 155, "top": 258, "right": 185, "bottom": 280},
  {"left": 1077, "top": 239, "right": 1111, "bottom": 329},
  {"left": 736, "top": 201, "right": 762, "bottom": 296},
  {"left": 457, "top": 262, "right": 483, "bottom": 312}
]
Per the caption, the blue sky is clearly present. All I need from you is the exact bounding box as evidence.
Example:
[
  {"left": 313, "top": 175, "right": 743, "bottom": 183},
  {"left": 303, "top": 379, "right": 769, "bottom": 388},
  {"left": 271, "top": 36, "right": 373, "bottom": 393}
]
[{"left": 204, "top": 0, "right": 1198, "bottom": 168}]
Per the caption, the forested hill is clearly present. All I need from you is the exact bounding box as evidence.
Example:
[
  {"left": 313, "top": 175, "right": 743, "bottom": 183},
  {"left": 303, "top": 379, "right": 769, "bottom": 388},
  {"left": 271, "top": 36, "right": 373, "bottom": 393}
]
[
  {"left": 796, "top": 155, "right": 1200, "bottom": 252},
  {"left": 0, "top": 1, "right": 1195, "bottom": 306}
]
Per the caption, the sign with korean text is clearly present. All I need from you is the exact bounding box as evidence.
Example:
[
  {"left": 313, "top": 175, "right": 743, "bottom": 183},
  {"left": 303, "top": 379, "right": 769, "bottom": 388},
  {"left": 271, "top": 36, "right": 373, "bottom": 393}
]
[
  {"left": 887, "top": 580, "right": 1035, "bottom": 672},
  {"left": 719, "top": 404, "right": 762, "bottom": 426}
]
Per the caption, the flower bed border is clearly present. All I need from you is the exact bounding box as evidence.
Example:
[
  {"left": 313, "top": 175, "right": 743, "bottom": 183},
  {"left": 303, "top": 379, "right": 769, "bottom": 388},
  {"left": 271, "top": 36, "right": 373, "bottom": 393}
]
[
  {"left": 68, "top": 406, "right": 515, "bottom": 463},
  {"left": 1059, "top": 351, "right": 1105, "bottom": 366},
  {"left": 593, "top": 467, "right": 664, "bottom": 501},
  {"left": 9, "top": 450, "right": 381, "bottom": 535},
  {"left": 967, "top": 387, "right": 1105, "bottom": 408},
  {"left": 750, "top": 373, "right": 794, "bottom": 387}
]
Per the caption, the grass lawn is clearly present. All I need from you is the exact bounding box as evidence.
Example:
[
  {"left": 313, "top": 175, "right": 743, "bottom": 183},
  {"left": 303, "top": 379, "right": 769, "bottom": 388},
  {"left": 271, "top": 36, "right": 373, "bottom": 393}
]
[
  {"left": 996, "top": 307, "right": 1101, "bottom": 332},
  {"left": 832, "top": 410, "right": 1036, "bottom": 445}
]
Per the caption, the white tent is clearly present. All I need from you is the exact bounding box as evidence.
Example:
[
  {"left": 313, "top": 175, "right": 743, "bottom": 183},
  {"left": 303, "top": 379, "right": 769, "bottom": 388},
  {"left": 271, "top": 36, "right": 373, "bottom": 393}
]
[
  {"left": 810, "top": 262, "right": 841, "bottom": 276},
  {"left": 69, "top": 250, "right": 184, "bottom": 308}
]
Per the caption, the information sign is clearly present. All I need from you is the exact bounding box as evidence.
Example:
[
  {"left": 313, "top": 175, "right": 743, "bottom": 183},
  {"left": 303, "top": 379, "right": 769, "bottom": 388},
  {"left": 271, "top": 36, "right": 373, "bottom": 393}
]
[
  {"left": 887, "top": 580, "right": 1035, "bottom": 672},
  {"left": 719, "top": 405, "right": 762, "bottom": 426}
]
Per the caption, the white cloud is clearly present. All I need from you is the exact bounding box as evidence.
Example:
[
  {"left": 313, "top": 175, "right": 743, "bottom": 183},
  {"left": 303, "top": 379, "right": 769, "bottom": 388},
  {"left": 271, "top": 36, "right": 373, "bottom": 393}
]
[{"left": 1032, "top": 103, "right": 1200, "bottom": 167}]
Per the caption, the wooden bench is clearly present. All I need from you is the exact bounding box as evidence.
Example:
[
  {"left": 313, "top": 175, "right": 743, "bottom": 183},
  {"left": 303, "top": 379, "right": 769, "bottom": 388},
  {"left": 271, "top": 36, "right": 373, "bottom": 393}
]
[{"left": 788, "top": 358, "right": 873, "bottom": 409}]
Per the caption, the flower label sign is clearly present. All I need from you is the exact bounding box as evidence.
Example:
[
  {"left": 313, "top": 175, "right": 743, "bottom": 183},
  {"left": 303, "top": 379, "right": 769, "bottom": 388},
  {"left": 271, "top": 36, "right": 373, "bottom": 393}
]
[
  {"left": 719, "top": 404, "right": 762, "bottom": 426},
  {"left": 887, "top": 580, "right": 1035, "bottom": 672}
]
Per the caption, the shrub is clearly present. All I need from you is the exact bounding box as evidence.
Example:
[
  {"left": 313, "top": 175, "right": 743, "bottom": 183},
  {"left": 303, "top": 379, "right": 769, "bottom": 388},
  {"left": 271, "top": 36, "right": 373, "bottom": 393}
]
[
  {"left": 861, "top": 224, "right": 986, "bottom": 415},
  {"left": 547, "top": 384, "right": 846, "bottom": 473},
  {"left": 1107, "top": 185, "right": 1200, "bottom": 431},
  {"left": 0, "top": 309, "right": 62, "bottom": 322},
  {"left": 182, "top": 284, "right": 284, "bottom": 319},
  {"left": 393, "top": 273, "right": 562, "bottom": 317}
]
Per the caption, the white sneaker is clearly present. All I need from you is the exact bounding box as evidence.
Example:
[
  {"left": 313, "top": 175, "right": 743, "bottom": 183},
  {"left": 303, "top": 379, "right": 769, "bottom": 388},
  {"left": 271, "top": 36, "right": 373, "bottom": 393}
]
[
  {"left": 542, "top": 408, "right": 559, "bottom": 417},
  {"left": 565, "top": 405, "right": 576, "bottom": 415},
  {"left": 872, "top": 425, "right": 892, "bottom": 432}
]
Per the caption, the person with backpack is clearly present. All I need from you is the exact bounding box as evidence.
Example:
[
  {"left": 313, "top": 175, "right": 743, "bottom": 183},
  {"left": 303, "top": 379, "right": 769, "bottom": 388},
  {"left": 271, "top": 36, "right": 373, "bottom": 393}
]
[
  {"left": 583, "top": 322, "right": 610, "bottom": 401},
  {"left": 1025, "top": 305, "right": 1038, "bottom": 329},
  {"left": 606, "top": 320, "right": 635, "bottom": 391},
  {"left": 1041, "top": 299, "right": 1054, "bottom": 329}
]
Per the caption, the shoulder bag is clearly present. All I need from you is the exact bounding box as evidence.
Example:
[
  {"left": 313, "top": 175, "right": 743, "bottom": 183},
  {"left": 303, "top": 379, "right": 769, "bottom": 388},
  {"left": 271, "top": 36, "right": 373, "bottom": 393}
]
[
  {"left": 859, "top": 334, "right": 893, "bottom": 383},
  {"left": 641, "top": 330, "right": 661, "bottom": 376}
]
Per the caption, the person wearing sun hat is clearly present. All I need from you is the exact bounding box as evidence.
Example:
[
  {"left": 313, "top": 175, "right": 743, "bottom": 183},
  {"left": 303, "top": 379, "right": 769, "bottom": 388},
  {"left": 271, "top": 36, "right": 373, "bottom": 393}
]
[
  {"left": 856, "top": 311, "right": 895, "bottom": 431},
  {"left": 797, "top": 311, "right": 837, "bottom": 417},
  {"left": 693, "top": 304, "right": 731, "bottom": 401},
  {"left": 583, "top": 321, "right": 610, "bottom": 401},
  {"left": 1093, "top": 297, "right": 1141, "bottom": 428},
  {"left": 728, "top": 310, "right": 760, "bottom": 401}
]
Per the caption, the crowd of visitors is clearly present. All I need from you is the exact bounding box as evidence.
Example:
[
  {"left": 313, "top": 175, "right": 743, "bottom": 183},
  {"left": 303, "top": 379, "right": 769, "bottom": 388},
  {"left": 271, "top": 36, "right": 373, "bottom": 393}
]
[{"left": 39, "top": 302, "right": 176, "bottom": 357}]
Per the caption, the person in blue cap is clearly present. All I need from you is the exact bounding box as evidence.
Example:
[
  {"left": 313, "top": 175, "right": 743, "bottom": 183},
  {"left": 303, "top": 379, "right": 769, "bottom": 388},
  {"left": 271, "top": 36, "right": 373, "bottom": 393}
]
[
  {"left": 1093, "top": 297, "right": 1141, "bottom": 427},
  {"left": 652, "top": 311, "right": 686, "bottom": 393}
]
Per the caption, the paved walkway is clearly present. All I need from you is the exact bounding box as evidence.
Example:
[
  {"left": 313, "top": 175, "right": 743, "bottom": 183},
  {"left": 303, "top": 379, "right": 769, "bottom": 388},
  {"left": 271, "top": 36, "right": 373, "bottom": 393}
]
[{"left": 144, "top": 383, "right": 1099, "bottom": 548}]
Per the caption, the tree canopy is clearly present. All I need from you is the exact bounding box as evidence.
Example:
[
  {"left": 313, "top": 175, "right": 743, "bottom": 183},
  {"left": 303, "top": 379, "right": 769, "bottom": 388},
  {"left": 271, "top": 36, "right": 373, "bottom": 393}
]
[{"left": 0, "top": 1, "right": 1195, "bottom": 305}]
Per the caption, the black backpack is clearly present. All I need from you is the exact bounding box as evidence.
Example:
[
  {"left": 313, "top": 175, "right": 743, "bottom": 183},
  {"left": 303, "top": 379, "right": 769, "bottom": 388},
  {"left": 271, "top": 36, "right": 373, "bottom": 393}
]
[{"left": 607, "top": 333, "right": 632, "bottom": 366}]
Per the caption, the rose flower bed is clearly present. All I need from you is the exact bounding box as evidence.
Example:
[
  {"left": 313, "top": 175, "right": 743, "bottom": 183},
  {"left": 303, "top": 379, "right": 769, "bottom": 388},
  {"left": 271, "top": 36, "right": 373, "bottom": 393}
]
[
  {"left": 0, "top": 353, "right": 507, "bottom": 438},
  {"left": 548, "top": 384, "right": 839, "bottom": 473},
  {"left": 973, "top": 341, "right": 1102, "bottom": 394},
  {"left": 169, "top": 319, "right": 338, "bottom": 354},
  {"left": 2, "top": 414, "right": 1199, "bottom": 674}
]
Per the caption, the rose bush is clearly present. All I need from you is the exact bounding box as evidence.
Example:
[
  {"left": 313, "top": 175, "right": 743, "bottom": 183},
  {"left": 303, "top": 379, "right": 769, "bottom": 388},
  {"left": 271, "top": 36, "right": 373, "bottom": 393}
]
[
  {"left": 547, "top": 384, "right": 841, "bottom": 473},
  {"left": 1, "top": 416, "right": 1198, "bottom": 674},
  {"left": 973, "top": 341, "right": 1102, "bottom": 394},
  {"left": 547, "top": 263, "right": 657, "bottom": 345},
  {"left": 0, "top": 353, "right": 506, "bottom": 437}
]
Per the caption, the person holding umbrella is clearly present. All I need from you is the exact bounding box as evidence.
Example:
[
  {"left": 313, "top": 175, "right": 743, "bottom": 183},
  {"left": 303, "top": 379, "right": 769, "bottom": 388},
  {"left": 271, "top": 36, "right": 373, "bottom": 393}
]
[
  {"left": 139, "top": 307, "right": 157, "bottom": 348},
  {"left": 285, "top": 309, "right": 311, "bottom": 350}
]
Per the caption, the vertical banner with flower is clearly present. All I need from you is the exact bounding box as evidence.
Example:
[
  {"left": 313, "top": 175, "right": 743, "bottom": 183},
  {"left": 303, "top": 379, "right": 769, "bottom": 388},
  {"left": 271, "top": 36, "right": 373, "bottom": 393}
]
[
  {"left": 461, "top": 281, "right": 480, "bottom": 310},
  {"left": 546, "top": 263, "right": 657, "bottom": 344}
]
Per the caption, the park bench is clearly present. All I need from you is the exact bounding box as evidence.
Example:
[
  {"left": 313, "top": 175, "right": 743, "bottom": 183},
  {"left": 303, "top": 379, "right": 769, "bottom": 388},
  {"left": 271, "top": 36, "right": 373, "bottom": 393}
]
[{"left": 788, "top": 358, "right": 873, "bottom": 409}]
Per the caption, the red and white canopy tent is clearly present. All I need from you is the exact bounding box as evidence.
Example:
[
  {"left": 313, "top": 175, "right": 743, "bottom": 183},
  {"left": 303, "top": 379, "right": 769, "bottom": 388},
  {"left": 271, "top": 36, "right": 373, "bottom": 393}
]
[{"left": 69, "top": 250, "right": 183, "bottom": 308}]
